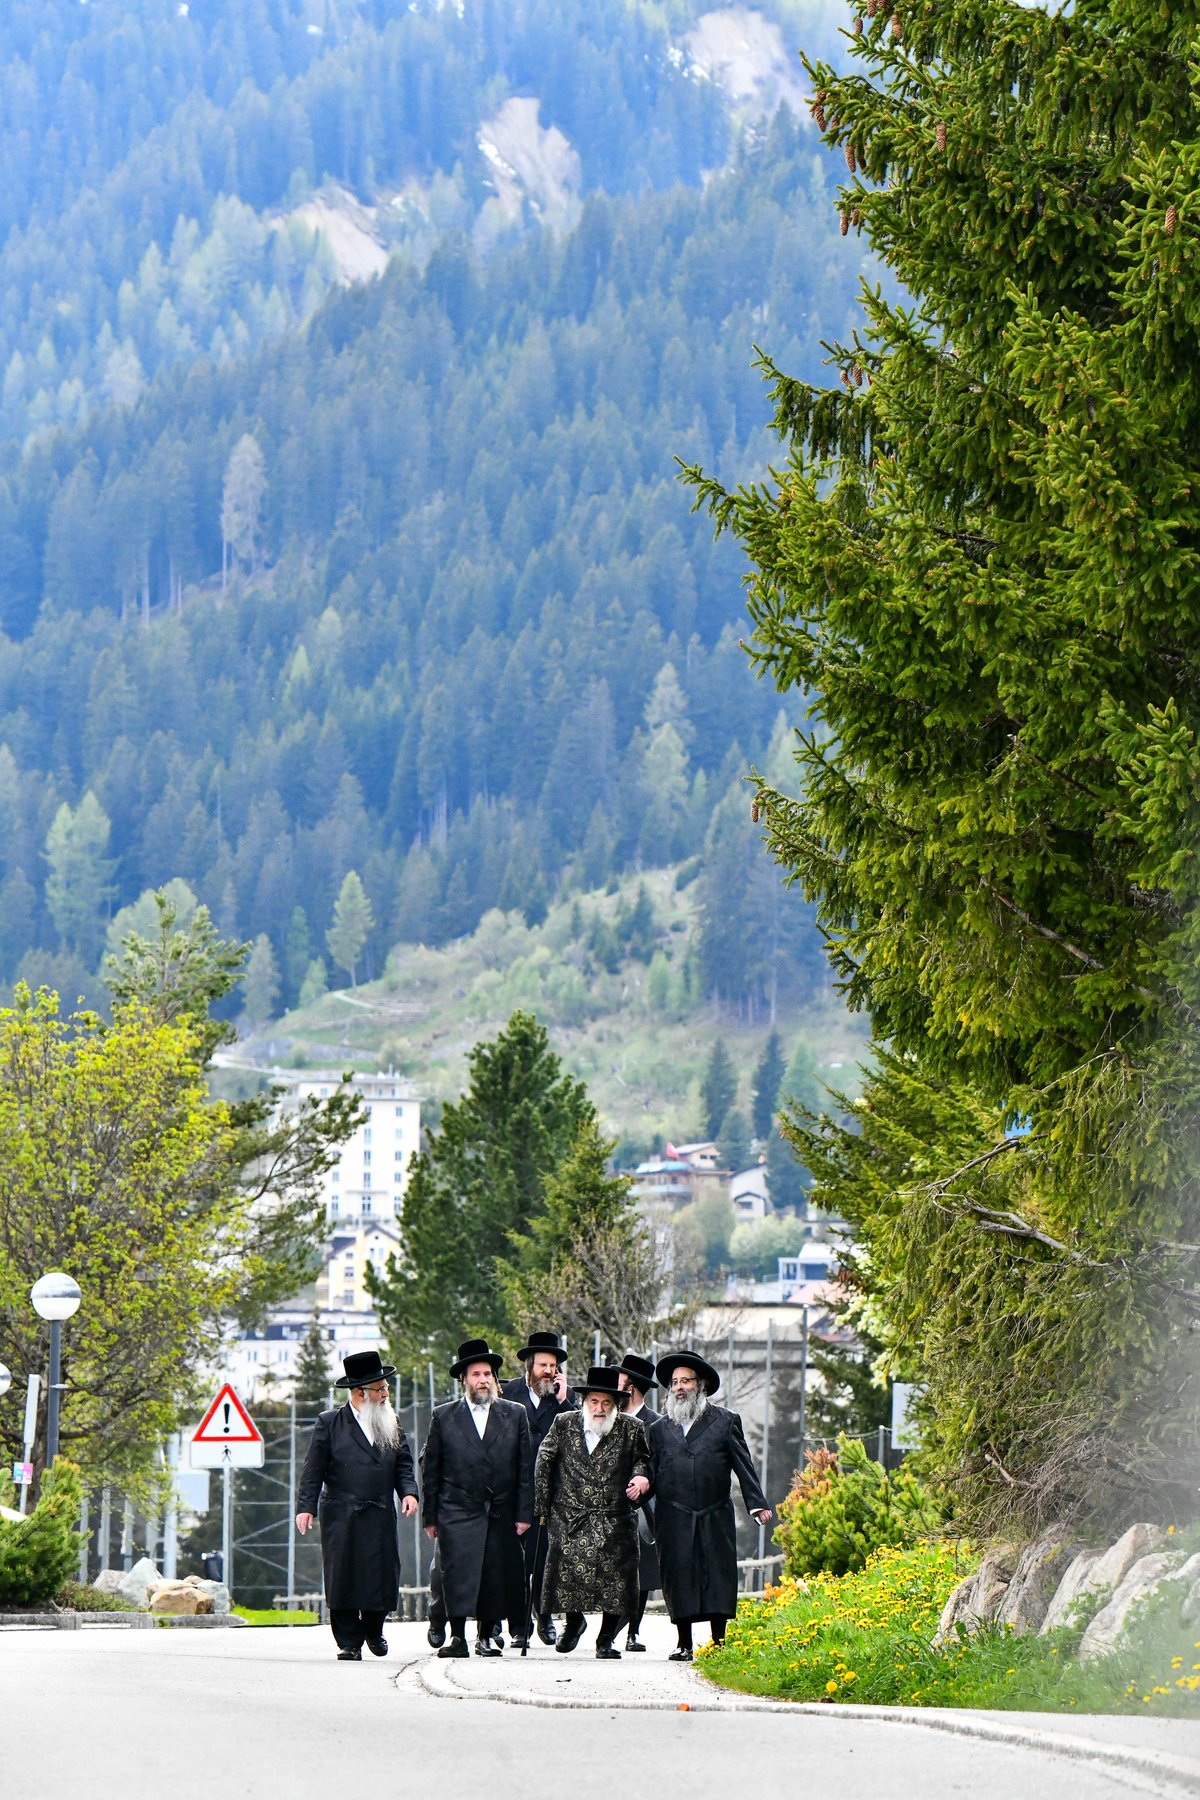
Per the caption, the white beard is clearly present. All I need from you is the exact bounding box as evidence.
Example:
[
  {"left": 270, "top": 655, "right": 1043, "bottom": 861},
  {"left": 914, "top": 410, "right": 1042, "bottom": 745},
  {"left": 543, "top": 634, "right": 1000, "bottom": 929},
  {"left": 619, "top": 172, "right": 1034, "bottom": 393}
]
[
  {"left": 585, "top": 1405, "right": 619, "bottom": 1439},
  {"left": 665, "top": 1389, "right": 708, "bottom": 1429},
  {"left": 358, "top": 1395, "right": 401, "bottom": 1449}
]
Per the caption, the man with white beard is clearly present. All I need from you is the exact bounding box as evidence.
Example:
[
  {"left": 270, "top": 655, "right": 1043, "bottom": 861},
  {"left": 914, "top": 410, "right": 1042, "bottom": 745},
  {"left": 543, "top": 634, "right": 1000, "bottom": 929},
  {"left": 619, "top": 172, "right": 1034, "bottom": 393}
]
[
  {"left": 534, "top": 1365, "right": 651, "bottom": 1658},
  {"left": 420, "top": 1339, "right": 534, "bottom": 1658},
  {"left": 296, "top": 1349, "right": 419, "bottom": 1661},
  {"left": 649, "top": 1352, "right": 772, "bottom": 1661}
]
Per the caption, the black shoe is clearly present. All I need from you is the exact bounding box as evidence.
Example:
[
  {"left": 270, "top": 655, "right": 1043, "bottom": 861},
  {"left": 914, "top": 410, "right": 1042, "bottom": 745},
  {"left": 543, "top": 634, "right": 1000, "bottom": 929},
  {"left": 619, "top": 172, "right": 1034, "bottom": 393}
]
[
  {"left": 510, "top": 1634, "right": 530, "bottom": 1650},
  {"left": 555, "top": 1618, "right": 586, "bottom": 1655},
  {"left": 493, "top": 1631, "right": 505, "bottom": 1649},
  {"left": 437, "top": 1636, "right": 469, "bottom": 1659},
  {"left": 536, "top": 1613, "right": 557, "bottom": 1645},
  {"left": 336, "top": 1647, "right": 362, "bottom": 1661},
  {"left": 426, "top": 1621, "right": 446, "bottom": 1649},
  {"left": 595, "top": 1641, "right": 621, "bottom": 1660},
  {"left": 365, "top": 1636, "right": 388, "bottom": 1657},
  {"left": 475, "top": 1636, "right": 503, "bottom": 1658},
  {"left": 668, "top": 1646, "right": 693, "bottom": 1662},
  {"left": 625, "top": 1634, "right": 646, "bottom": 1652}
]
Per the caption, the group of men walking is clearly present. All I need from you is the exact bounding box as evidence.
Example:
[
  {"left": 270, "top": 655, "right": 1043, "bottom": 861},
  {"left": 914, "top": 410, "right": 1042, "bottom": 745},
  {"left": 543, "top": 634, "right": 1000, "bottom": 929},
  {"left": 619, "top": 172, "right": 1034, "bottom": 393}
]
[{"left": 297, "top": 1330, "right": 771, "bottom": 1663}]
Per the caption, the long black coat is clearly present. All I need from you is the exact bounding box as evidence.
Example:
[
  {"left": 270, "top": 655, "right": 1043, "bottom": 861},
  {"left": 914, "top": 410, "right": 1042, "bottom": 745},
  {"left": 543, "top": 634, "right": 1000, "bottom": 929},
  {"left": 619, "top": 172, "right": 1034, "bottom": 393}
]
[
  {"left": 627, "top": 1400, "right": 660, "bottom": 1591},
  {"left": 534, "top": 1411, "right": 651, "bottom": 1617},
  {"left": 500, "top": 1374, "right": 577, "bottom": 1599},
  {"left": 420, "top": 1398, "right": 534, "bottom": 1622},
  {"left": 297, "top": 1404, "right": 418, "bottom": 1611},
  {"left": 649, "top": 1404, "right": 767, "bottom": 1620}
]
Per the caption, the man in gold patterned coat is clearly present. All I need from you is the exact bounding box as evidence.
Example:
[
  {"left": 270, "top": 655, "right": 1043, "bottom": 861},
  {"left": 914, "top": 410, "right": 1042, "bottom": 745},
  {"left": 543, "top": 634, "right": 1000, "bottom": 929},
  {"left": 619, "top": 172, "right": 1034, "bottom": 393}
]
[{"left": 533, "top": 1364, "right": 651, "bottom": 1659}]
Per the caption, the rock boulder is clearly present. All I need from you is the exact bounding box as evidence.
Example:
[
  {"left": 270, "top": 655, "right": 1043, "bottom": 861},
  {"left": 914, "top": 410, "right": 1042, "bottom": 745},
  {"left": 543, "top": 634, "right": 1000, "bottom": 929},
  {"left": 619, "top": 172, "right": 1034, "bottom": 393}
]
[
  {"left": 996, "top": 1527, "right": 1084, "bottom": 1635},
  {"left": 934, "top": 1545, "right": 1018, "bottom": 1644},
  {"left": 183, "top": 1576, "right": 230, "bottom": 1616},
  {"left": 1078, "top": 1553, "right": 1178, "bottom": 1661},
  {"left": 1040, "top": 1549, "right": 1106, "bottom": 1635},
  {"left": 116, "top": 1557, "right": 162, "bottom": 1610},
  {"left": 148, "top": 1580, "right": 211, "bottom": 1616}
]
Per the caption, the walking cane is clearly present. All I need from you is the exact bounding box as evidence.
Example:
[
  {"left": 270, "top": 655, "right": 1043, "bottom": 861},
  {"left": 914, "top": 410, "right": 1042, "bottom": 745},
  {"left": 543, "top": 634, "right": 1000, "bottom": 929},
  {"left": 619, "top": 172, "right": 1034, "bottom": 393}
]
[{"left": 522, "top": 1518, "right": 543, "bottom": 1658}]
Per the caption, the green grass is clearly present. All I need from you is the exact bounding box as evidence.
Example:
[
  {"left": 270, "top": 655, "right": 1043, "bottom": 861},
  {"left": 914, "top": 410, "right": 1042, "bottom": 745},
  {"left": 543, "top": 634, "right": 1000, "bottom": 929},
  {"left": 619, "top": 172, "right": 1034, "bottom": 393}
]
[
  {"left": 53, "top": 1581, "right": 135, "bottom": 1613},
  {"left": 232, "top": 1606, "right": 319, "bottom": 1626},
  {"left": 697, "top": 1544, "right": 1200, "bottom": 1716}
]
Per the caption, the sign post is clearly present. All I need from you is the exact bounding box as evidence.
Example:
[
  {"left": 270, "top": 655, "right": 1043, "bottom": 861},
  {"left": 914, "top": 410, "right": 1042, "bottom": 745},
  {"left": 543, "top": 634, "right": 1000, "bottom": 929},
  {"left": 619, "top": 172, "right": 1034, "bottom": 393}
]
[
  {"left": 188, "top": 1383, "right": 264, "bottom": 1600},
  {"left": 18, "top": 1374, "right": 39, "bottom": 1516}
]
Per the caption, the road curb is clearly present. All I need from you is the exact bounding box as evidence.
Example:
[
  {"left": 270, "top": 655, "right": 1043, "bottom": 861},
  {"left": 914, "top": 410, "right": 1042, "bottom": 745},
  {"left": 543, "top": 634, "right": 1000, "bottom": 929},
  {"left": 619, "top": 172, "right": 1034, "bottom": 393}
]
[
  {"left": 415, "top": 1655, "right": 1200, "bottom": 1794},
  {"left": 0, "top": 1611, "right": 245, "bottom": 1630}
]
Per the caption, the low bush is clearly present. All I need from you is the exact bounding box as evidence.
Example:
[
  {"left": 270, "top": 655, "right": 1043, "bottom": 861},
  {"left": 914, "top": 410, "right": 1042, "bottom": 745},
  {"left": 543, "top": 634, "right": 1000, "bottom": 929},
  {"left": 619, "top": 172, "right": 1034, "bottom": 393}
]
[
  {"left": 53, "top": 1580, "right": 135, "bottom": 1613},
  {"left": 775, "top": 1437, "right": 944, "bottom": 1576},
  {"left": 0, "top": 1460, "right": 86, "bottom": 1608},
  {"left": 699, "top": 1543, "right": 1200, "bottom": 1715}
]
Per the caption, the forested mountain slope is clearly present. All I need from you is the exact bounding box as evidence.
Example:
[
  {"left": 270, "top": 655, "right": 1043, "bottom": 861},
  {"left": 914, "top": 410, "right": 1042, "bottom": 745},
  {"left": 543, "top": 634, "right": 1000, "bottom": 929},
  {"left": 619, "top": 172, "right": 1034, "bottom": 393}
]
[{"left": 0, "top": 4, "right": 866, "bottom": 1019}]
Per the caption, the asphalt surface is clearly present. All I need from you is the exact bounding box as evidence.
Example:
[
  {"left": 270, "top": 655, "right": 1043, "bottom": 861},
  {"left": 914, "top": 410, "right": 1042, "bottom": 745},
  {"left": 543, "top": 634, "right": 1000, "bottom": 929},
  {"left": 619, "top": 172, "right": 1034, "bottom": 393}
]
[{"left": 4, "top": 1614, "right": 1199, "bottom": 1800}]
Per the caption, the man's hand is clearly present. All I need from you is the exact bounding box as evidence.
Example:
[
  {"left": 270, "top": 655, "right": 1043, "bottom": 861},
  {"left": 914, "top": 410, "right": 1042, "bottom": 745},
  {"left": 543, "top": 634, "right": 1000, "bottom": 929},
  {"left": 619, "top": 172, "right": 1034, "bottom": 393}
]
[
  {"left": 626, "top": 1476, "right": 650, "bottom": 1501},
  {"left": 553, "top": 1368, "right": 567, "bottom": 1401},
  {"left": 400, "top": 1495, "right": 418, "bottom": 1517},
  {"left": 425, "top": 1524, "right": 437, "bottom": 1541},
  {"left": 516, "top": 1521, "right": 531, "bottom": 1537},
  {"left": 295, "top": 1511, "right": 315, "bottom": 1536},
  {"left": 753, "top": 1508, "right": 773, "bottom": 1526}
]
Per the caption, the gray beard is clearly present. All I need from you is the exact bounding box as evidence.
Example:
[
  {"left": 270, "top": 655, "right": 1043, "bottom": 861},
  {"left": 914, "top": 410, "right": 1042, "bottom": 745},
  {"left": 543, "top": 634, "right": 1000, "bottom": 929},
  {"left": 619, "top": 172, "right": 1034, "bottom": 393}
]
[
  {"left": 358, "top": 1395, "right": 401, "bottom": 1450},
  {"left": 585, "top": 1407, "right": 618, "bottom": 1439},
  {"left": 665, "top": 1389, "right": 708, "bottom": 1429}
]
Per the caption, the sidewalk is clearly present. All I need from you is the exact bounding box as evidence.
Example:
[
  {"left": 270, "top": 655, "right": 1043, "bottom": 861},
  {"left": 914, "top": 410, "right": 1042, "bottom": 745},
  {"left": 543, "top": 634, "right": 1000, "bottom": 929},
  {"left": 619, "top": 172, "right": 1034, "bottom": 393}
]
[{"left": 395, "top": 1614, "right": 1200, "bottom": 1794}]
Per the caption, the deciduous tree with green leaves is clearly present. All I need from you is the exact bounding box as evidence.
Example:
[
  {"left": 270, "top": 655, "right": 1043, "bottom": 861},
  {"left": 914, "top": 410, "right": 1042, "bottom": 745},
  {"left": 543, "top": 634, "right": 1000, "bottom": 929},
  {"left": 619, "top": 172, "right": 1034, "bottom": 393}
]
[{"left": 686, "top": 0, "right": 1200, "bottom": 1529}]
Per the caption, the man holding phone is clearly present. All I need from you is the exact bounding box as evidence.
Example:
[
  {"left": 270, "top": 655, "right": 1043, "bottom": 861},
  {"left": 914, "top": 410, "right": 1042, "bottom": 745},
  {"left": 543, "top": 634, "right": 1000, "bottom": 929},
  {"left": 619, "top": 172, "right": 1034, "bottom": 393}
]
[{"left": 500, "top": 1328, "right": 577, "bottom": 1646}]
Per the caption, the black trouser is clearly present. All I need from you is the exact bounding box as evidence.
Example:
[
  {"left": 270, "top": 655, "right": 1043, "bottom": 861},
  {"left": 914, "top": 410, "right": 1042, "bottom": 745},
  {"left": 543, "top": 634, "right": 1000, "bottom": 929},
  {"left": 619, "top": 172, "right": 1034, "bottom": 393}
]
[
  {"left": 563, "top": 1610, "right": 624, "bottom": 1645},
  {"left": 674, "top": 1614, "right": 730, "bottom": 1649},
  {"left": 329, "top": 1607, "right": 387, "bottom": 1651},
  {"left": 628, "top": 1589, "right": 649, "bottom": 1635},
  {"left": 428, "top": 1547, "right": 446, "bottom": 1629}
]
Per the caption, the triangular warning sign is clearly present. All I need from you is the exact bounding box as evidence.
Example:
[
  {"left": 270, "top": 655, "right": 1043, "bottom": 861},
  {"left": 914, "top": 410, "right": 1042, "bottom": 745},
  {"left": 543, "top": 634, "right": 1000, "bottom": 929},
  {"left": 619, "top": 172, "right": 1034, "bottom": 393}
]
[{"left": 193, "top": 1382, "right": 262, "bottom": 1445}]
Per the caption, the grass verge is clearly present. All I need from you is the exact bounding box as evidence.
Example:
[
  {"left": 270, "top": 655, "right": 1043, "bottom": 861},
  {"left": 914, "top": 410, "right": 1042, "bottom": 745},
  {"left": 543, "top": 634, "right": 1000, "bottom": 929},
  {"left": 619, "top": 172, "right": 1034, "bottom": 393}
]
[
  {"left": 696, "top": 1544, "right": 1200, "bottom": 1715},
  {"left": 232, "top": 1606, "right": 318, "bottom": 1626}
]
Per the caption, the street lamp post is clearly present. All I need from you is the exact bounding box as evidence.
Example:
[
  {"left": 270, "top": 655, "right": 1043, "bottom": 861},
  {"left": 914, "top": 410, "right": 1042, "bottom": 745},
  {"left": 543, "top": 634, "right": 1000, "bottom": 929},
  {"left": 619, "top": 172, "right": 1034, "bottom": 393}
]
[{"left": 30, "top": 1272, "right": 81, "bottom": 1465}]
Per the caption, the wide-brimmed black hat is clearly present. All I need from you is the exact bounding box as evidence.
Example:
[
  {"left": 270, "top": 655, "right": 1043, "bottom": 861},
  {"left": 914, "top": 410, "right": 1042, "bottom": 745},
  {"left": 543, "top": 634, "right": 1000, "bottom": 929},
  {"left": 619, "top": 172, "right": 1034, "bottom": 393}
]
[
  {"left": 335, "top": 1349, "right": 397, "bottom": 1389},
  {"left": 516, "top": 1329, "right": 567, "bottom": 1363},
  {"left": 449, "top": 1337, "right": 504, "bottom": 1379},
  {"left": 577, "top": 1364, "right": 622, "bottom": 1399},
  {"left": 656, "top": 1350, "right": 721, "bottom": 1396},
  {"left": 615, "top": 1352, "right": 658, "bottom": 1392}
]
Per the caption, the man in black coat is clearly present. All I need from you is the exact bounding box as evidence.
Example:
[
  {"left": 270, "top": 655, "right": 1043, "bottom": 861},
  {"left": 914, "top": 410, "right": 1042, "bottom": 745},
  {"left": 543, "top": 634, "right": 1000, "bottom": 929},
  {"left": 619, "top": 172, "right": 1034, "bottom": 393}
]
[
  {"left": 296, "top": 1349, "right": 419, "bottom": 1661},
  {"left": 649, "top": 1350, "right": 772, "bottom": 1661},
  {"left": 420, "top": 1338, "right": 534, "bottom": 1659},
  {"left": 500, "top": 1328, "right": 577, "bottom": 1646},
  {"left": 616, "top": 1351, "right": 660, "bottom": 1652}
]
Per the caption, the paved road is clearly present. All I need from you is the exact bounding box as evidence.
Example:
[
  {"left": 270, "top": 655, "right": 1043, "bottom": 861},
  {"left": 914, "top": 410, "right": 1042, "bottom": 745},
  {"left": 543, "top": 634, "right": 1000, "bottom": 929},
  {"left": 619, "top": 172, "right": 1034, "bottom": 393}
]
[{"left": 4, "top": 1616, "right": 1198, "bottom": 1800}]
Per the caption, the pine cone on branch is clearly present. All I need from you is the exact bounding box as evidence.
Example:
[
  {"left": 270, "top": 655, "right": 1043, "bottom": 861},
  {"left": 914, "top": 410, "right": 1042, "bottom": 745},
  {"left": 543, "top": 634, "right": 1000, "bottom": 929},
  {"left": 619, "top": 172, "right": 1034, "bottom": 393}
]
[
  {"left": 891, "top": 12, "right": 903, "bottom": 39},
  {"left": 867, "top": 0, "right": 879, "bottom": 16},
  {"left": 846, "top": 143, "right": 857, "bottom": 174},
  {"left": 1165, "top": 203, "right": 1178, "bottom": 236},
  {"left": 751, "top": 800, "right": 760, "bottom": 824},
  {"left": 935, "top": 121, "right": 947, "bottom": 153},
  {"left": 814, "top": 104, "right": 827, "bottom": 131},
  {"left": 840, "top": 210, "right": 850, "bottom": 236}
]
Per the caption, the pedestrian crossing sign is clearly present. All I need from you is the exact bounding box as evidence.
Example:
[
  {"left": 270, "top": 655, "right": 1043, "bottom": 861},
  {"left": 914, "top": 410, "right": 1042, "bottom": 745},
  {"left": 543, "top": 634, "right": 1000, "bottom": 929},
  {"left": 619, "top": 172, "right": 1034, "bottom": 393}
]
[{"left": 189, "top": 1382, "right": 265, "bottom": 1468}]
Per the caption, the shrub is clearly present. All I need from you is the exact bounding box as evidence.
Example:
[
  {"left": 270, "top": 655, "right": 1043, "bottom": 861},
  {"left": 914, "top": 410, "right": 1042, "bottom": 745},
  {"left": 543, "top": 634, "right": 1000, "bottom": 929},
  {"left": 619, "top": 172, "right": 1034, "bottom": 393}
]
[
  {"left": 53, "top": 1580, "right": 134, "bottom": 1613},
  {"left": 0, "top": 1460, "right": 86, "bottom": 1608},
  {"left": 775, "top": 1436, "right": 943, "bottom": 1576}
]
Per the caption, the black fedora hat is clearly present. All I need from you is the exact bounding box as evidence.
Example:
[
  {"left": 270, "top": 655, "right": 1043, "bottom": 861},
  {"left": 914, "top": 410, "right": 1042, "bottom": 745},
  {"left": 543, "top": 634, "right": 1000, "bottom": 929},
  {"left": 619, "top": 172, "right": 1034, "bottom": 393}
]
[
  {"left": 615, "top": 1352, "right": 658, "bottom": 1392},
  {"left": 449, "top": 1337, "right": 504, "bottom": 1379},
  {"left": 656, "top": 1350, "right": 721, "bottom": 1396},
  {"left": 577, "top": 1364, "right": 622, "bottom": 1399},
  {"left": 516, "top": 1329, "right": 567, "bottom": 1363},
  {"left": 335, "top": 1349, "right": 397, "bottom": 1389}
]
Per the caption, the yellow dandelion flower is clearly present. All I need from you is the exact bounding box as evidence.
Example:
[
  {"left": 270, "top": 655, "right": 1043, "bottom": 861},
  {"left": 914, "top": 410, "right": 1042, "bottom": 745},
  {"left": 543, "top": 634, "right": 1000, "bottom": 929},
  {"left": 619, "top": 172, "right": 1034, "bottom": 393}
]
[{"left": 826, "top": 1680, "right": 838, "bottom": 1695}]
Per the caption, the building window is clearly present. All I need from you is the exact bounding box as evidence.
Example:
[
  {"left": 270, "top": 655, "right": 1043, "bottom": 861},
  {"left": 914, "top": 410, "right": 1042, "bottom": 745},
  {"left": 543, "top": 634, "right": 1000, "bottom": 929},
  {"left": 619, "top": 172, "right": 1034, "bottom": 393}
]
[
  {"left": 330, "top": 1199, "right": 340, "bottom": 1218},
  {"left": 364, "top": 1129, "right": 372, "bottom": 1144},
  {"left": 363, "top": 1198, "right": 372, "bottom": 1214},
  {"left": 363, "top": 1150, "right": 371, "bottom": 1165},
  {"left": 331, "top": 1169, "right": 339, "bottom": 1183},
  {"left": 395, "top": 1150, "right": 404, "bottom": 1162},
  {"left": 364, "top": 1173, "right": 371, "bottom": 1188},
  {"left": 393, "top": 1198, "right": 402, "bottom": 1215}
]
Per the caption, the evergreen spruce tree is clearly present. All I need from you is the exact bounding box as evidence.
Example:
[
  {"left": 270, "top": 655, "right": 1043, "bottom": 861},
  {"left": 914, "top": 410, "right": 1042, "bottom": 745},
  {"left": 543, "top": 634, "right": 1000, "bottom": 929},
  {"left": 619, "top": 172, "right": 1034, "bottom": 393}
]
[
  {"left": 367, "top": 1011, "right": 591, "bottom": 1368},
  {"left": 752, "top": 1031, "right": 786, "bottom": 1141},
  {"left": 700, "top": 1038, "right": 736, "bottom": 1140},
  {"left": 292, "top": 1308, "right": 331, "bottom": 1414},
  {"left": 686, "top": 0, "right": 1200, "bottom": 1528}
]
